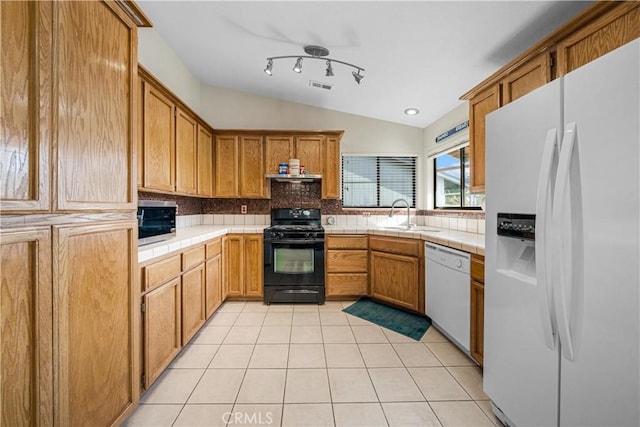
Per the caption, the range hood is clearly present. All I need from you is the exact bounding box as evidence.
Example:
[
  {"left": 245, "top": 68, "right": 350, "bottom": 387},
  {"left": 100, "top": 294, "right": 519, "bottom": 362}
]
[{"left": 265, "top": 173, "right": 322, "bottom": 183}]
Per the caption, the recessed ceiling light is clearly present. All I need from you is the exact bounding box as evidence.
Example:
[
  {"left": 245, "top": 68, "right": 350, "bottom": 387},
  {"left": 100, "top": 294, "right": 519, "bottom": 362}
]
[{"left": 404, "top": 108, "right": 420, "bottom": 116}]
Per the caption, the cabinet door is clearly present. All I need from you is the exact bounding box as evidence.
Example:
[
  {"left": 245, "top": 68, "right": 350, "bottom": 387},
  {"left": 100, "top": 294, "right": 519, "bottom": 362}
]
[
  {"left": 239, "top": 135, "right": 267, "bottom": 198},
  {"left": 0, "top": 1, "right": 51, "bottom": 212},
  {"left": 502, "top": 53, "right": 550, "bottom": 104},
  {"left": 205, "top": 254, "right": 222, "bottom": 318},
  {"left": 556, "top": 3, "right": 640, "bottom": 76},
  {"left": 197, "top": 124, "right": 214, "bottom": 197},
  {"left": 322, "top": 136, "right": 341, "bottom": 199},
  {"left": 295, "top": 136, "right": 324, "bottom": 175},
  {"left": 265, "top": 136, "right": 294, "bottom": 174},
  {"left": 244, "top": 234, "right": 264, "bottom": 297},
  {"left": 175, "top": 108, "right": 198, "bottom": 195},
  {"left": 143, "top": 81, "right": 175, "bottom": 192},
  {"left": 214, "top": 135, "right": 238, "bottom": 197},
  {"left": 55, "top": 0, "right": 136, "bottom": 211},
  {"left": 370, "top": 251, "right": 419, "bottom": 311},
  {"left": 54, "top": 220, "right": 138, "bottom": 426},
  {"left": 470, "top": 280, "right": 485, "bottom": 366},
  {"left": 143, "top": 277, "right": 181, "bottom": 389},
  {"left": 468, "top": 84, "right": 500, "bottom": 193},
  {"left": 181, "top": 264, "right": 206, "bottom": 345},
  {"left": 225, "top": 235, "right": 244, "bottom": 297},
  {"left": 0, "top": 227, "right": 53, "bottom": 426}
]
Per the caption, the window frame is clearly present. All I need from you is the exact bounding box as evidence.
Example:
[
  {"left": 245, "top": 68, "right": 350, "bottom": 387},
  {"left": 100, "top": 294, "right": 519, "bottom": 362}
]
[
  {"left": 433, "top": 146, "right": 482, "bottom": 210},
  {"left": 341, "top": 155, "right": 417, "bottom": 209}
]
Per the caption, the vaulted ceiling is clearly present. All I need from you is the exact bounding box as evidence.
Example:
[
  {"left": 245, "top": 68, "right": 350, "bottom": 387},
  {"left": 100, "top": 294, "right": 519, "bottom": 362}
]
[{"left": 138, "top": 1, "right": 592, "bottom": 128}]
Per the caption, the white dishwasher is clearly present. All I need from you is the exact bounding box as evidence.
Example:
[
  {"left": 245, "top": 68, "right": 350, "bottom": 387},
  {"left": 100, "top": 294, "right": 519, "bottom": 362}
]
[{"left": 425, "top": 242, "right": 471, "bottom": 352}]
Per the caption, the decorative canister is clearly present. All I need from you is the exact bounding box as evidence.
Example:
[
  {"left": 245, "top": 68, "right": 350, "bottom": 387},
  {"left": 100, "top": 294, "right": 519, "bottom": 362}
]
[
  {"left": 278, "top": 163, "right": 288, "bottom": 174},
  {"left": 288, "top": 158, "right": 300, "bottom": 175},
  {"left": 300, "top": 165, "right": 306, "bottom": 175}
]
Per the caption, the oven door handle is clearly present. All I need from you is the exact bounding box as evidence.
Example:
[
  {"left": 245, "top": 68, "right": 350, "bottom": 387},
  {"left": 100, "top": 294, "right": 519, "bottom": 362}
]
[{"left": 265, "top": 239, "right": 324, "bottom": 245}]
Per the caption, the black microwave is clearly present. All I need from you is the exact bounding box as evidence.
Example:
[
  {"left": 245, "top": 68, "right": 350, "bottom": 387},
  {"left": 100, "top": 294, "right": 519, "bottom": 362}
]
[{"left": 137, "top": 200, "right": 177, "bottom": 246}]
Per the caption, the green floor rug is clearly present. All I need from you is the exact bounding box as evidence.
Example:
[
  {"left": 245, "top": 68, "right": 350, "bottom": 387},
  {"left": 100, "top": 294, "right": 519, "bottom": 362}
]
[{"left": 343, "top": 298, "right": 431, "bottom": 341}]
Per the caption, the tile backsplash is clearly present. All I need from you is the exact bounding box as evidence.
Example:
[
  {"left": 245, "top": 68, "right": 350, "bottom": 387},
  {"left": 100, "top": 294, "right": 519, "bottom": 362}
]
[{"left": 175, "top": 212, "right": 485, "bottom": 234}]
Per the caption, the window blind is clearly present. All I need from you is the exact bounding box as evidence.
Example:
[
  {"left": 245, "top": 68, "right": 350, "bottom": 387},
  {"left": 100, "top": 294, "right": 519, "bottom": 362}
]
[{"left": 342, "top": 156, "right": 416, "bottom": 208}]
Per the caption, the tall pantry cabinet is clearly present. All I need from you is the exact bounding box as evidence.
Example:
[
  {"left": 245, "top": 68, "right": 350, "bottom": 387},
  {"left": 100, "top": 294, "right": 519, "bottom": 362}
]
[{"left": 0, "top": 1, "right": 148, "bottom": 425}]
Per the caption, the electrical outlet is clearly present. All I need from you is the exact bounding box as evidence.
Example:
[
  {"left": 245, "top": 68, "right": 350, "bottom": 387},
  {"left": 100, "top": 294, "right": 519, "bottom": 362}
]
[{"left": 241, "top": 205, "right": 247, "bottom": 214}]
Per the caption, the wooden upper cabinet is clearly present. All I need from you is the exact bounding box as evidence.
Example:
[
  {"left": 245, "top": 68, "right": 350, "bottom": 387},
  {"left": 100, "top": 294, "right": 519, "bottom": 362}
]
[
  {"left": 197, "top": 124, "right": 214, "bottom": 197},
  {"left": 295, "top": 136, "right": 324, "bottom": 175},
  {"left": 175, "top": 108, "right": 198, "bottom": 195},
  {"left": 55, "top": 1, "right": 136, "bottom": 211},
  {"left": 0, "top": 227, "right": 53, "bottom": 426},
  {"left": 214, "top": 135, "right": 239, "bottom": 197},
  {"left": 142, "top": 81, "right": 176, "bottom": 193},
  {"left": 502, "top": 53, "right": 551, "bottom": 104},
  {"left": 265, "top": 136, "right": 294, "bottom": 174},
  {"left": 322, "top": 136, "right": 341, "bottom": 199},
  {"left": 239, "top": 135, "right": 268, "bottom": 198},
  {"left": 557, "top": 3, "right": 640, "bottom": 76},
  {"left": 53, "top": 220, "right": 138, "bottom": 426},
  {"left": 468, "top": 85, "right": 500, "bottom": 193},
  {"left": 0, "top": 1, "right": 51, "bottom": 213}
]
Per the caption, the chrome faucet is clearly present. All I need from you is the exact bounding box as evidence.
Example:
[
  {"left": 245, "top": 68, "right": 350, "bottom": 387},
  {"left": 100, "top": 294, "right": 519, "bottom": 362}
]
[{"left": 389, "top": 198, "right": 415, "bottom": 230}]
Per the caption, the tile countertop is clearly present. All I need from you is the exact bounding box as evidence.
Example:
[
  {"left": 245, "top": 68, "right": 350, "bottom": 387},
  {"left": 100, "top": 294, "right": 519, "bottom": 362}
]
[
  {"left": 324, "top": 226, "right": 485, "bottom": 255},
  {"left": 138, "top": 225, "right": 267, "bottom": 264},
  {"left": 138, "top": 224, "right": 485, "bottom": 264}
]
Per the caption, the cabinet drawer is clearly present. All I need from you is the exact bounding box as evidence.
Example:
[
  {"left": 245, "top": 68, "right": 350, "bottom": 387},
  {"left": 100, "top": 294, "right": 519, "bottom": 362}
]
[
  {"left": 369, "top": 236, "right": 420, "bottom": 257},
  {"left": 326, "top": 235, "right": 368, "bottom": 250},
  {"left": 144, "top": 254, "right": 181, "bottom": 292},
  {"left": 206, "top": 239, "right": 221, "bottom": 258},
  {"left": 182, "top": 245, "right": 205, "bottom": 271},
  {"left": 327, "top": 250, "right": 368, "bottom": 273},
  {"left": 471, "top": 254, "right": 485, "bottom": 284},
  {"left": 326, "top": 273, "right": 368, "bottom": 296}
]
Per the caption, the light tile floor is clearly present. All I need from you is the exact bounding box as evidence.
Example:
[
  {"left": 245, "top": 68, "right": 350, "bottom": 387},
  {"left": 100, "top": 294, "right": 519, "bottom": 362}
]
[{"left": 125, "top": 300, "right": 503, "bottom": 427}]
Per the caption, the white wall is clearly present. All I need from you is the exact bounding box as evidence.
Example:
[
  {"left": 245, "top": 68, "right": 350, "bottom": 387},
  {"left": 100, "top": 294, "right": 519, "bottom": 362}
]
[
  {"left": 422, "top": 103, "right": 470, "bottom": 209},
  {"left": 138, "top": 28, "right": 203, "bottom": 114}
]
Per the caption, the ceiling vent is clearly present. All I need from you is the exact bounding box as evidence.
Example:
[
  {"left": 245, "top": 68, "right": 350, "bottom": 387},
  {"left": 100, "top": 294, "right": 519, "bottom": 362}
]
[{"left": 309, "top": 80, "right": 333, "bottom": 91}]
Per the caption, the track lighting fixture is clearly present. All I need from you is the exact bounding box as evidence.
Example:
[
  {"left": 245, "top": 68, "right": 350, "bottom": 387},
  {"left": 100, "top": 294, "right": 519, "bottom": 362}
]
[
  {"left": 264, "top": 45, "right": 364, "bottom": 85},
  {"left": 325, "top": 61, "right": 334, "bottom": 77},
  {"left": 264, "top": 59, "right": 273, "bottom": 76},
  {"left": 352, "top": 69, "right": 364, "bottom": 84},
  {"left": 293, "top": 57, "right": 303, "bottom": 73}
]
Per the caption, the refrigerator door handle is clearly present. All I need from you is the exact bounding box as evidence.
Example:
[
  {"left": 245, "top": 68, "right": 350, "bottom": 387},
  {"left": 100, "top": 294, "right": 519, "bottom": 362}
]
[
  {"left": 552, "top": 122, "right": 577, "bottom": 361},
  {"left": 535, "top": 128, "right": 558, "bottom": 350}
]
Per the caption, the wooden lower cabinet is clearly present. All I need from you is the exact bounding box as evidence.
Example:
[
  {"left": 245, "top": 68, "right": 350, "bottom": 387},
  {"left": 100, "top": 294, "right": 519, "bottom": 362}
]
[
  {"left": 224, "top": 234, "right": 244, "bottom": 297},
  {"left": 181, "top": 264, "right": 206, "bottom": 345},
  {"left": 224, "top": 234, "right": 263, "bottom": 298},
  {"left": 470, "top": 254, "right": 485, "bottom": 366},
  {"left": 205, "top": 254, "right": 223, "bottom": 317},
  {"left": 325, "top": 235, "right": 368, "bottom": 297},
  {"left": 54, "top": 221, "right": 138, "bottom": 426},
  {"left": 143, "top": 277, "right": 181, "bottom": 388},
  {"left": 0, "top": 227, "right": 53, "bottom": 426},
  {"left": 470, "top": 279, "right": 485, "bottom": 366},
  {"left": 370, "top": 251, "right": 420, "bottom": 312}
]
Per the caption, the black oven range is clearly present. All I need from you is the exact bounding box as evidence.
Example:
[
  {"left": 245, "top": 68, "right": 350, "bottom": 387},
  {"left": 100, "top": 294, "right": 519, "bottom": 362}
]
[{"left": 263, "top": 208, "right": 325, "bottom": 304}]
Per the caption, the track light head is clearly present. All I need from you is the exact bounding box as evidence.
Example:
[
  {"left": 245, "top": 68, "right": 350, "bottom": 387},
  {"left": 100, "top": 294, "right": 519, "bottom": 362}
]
[
  {"left": 293, "top": 57, "right": 303, "bottom": 73},
  {"left": 352, "top": 70, "right": 364, "bottom": 84},
  {"left": 325, "top": 61, "right": 334, "bottom": 77},
  {"left": 264, "top": 59, "right": 273, "bottom": 76}
]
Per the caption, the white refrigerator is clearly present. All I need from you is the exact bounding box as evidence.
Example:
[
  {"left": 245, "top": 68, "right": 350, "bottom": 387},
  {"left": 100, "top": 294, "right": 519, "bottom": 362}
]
[{"left": 484, "top": 39, "right": 639, "bottom": 427}]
